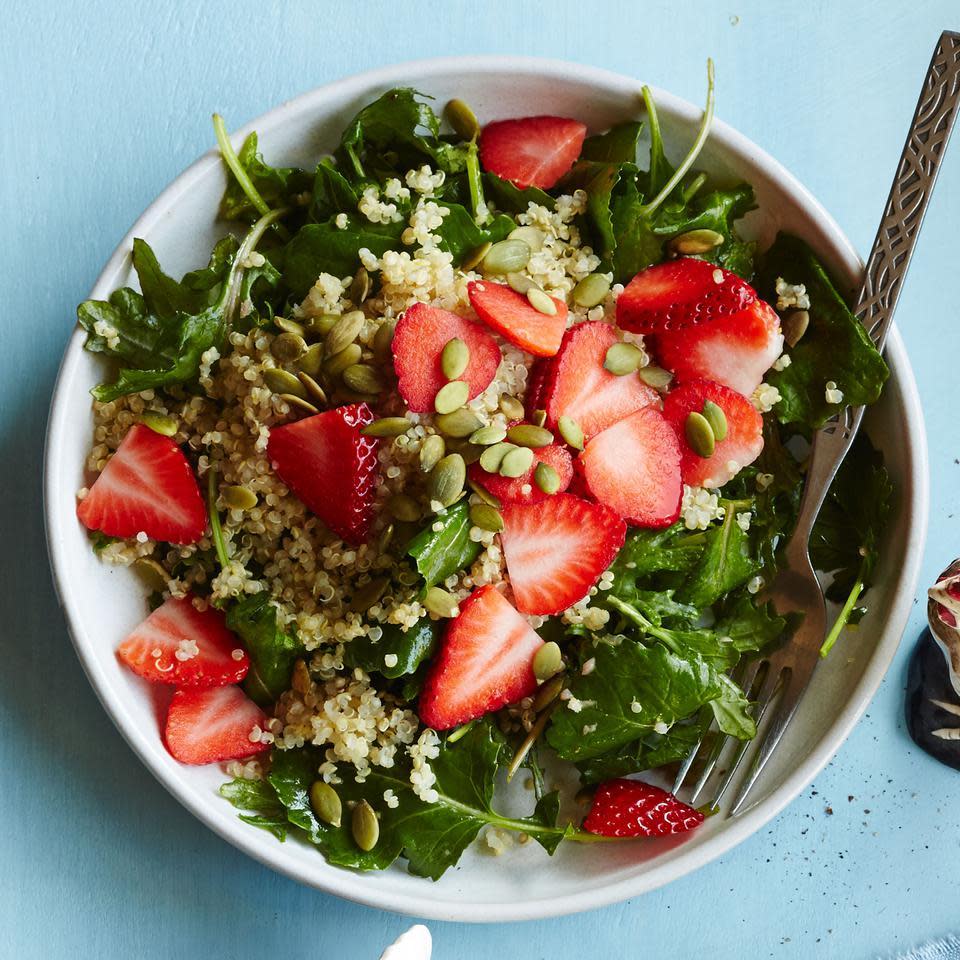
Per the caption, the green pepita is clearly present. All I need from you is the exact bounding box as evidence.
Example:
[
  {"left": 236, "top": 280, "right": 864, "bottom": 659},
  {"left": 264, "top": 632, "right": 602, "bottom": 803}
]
[
  {"left": 506, "top": 272, "right": 539, "bottom": 295},
  {"left": 387, "top": 493, "right": 421, "bottom": 522},
  {"left": 325, "top": 310, "right": 365, "bottom": 357},
  {"left": 685, "top": 411, "right": 716, "bottom": 458},
  {"left": 508, "top": 225, "right": 545, "bottom": 253},
  {"left": 499, "top": 395, "right": 525, "bottom": 421},
  {"left": 291, "top": 659, "right": 311, "bottom": 694},
  {"left": 141, "top": 410, "right": 178, "bottom": 437},
  {"left": 638, "top": 364, "right": 673, "bottom": 390},
  {"left": 323, "top": 342, "right": 363, "bottom": 378},
  {"left": 419, "top": 434, "right": 446, "bottom": 472},
  {"left": 462, "top": 241, "right": 492, "bottom": 272},
  {"left": 534, "top": 462, "right": 560, "bottom": 495},
  {"left": 444, "top": 98, "right": 480, "bottom": 141},
  {"left": 423, "top": 586, "right": 461, "bottom": 618},
  {"left": 297, "top": 342, "right": 324, "bottom": 377},
  {"left": 270, "top": 331, "right": 307, "bottom": 362},
  {"left": 506, "top": 424, "right": 554, "bottom": 448},
  {"left": 572, "top": 272, "right": 611, "bottom": 308},
  {"left": 264, "top": 367, "right": 309, "bottom": 399},
  {"left": 275, "top": 316, "right": 306, "bottom": 337},
  {"left": 342, "top": 364, "right": 384, "bottom": 395},
  {"left": 304, "top": 313, "right": 339, "bottom": 337},
  {"left": 557, "top": 415, "right": 584, "bottom": 450},
  {"left": 531, "top": 409, "right": 547, "bottom": 428},
  {"left": 468, "top": 423, "right": 508, "bottom": 446},
  {"left": 456, "top": 442, "right": 483, "bottom": 466},
  {"left": 434, "top": 380, "right": 470, "bottom": 414},
  {"left": 469, "top": 503, "right": 503, "bottom": 532},
  {"left": 669, "top": 228, "right": 725, "bottom": 255},
  {"left": 349, "top": 266, "right": 371, "bottom": 305},
  {"left": 440, "top": 337, "right": 470, "bottom": 381},
  {"left": 526, "top": 287, "right": 557, "bottom": 316},
  {"left": 783, "top": 309, "right": 809, "bottom": 347},
  {"left": 533, "top": 641, "right": 563, "bottom": 681},
  {"left": 222, "top": 485, "right": 258, "bottom": 511},
  {"left": 372, "top": 320, "right": 396, "bottom": 363},
  {"left": 532, "top": 673, "right": 565, "bottom": 711},
  {"left": 479, "top": 442, "right": 514, "bottom": 473},
  {"left": 603, "top": 342, "right": 644, "bottom": 376},
  {"left": 309, "top": 781, "right": 342, "bottom": 828},
  {"left": 361, "top": 417, "right": 410, "bottom": 439},
  {"left": 350, "top": 576, "right": 389, "bottom": 612},
  {"left": 427, "top": 453, "right": 466, "bottom": 507},
  {"left": 482, "top": 238, "right": 531, "bottom": 275},
  {"left": 468, "top": 478, "right": 501, "bottom": 508},
  {"left": 351, "top": 799, "right": 379, "bottom": 851},
  {"left": 499, "top": 445, "right": 535, "bottom": 477},
  {"left": 378, "top": 523, "right": 395, "bottom": 554},
  {"left": 701, "top": 400, "right": 728, "bottom": 442},
  {"left": 297, "top": 371, "right": 328, "bottom": 407},
  {"left": 435, "top": 408, "right": 484, "bottom": 438},
  {"left": 280, "top": 393, "right": 319, "bottom": 417},
  {"left": 132, "top": 557, "right": 169, "bottom": 592}
]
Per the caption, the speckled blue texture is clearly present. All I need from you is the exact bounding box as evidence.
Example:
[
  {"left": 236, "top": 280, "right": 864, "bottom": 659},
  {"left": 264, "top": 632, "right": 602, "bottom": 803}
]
[{"left": 3, "top": 2, "right": 960, "bottom": 956}]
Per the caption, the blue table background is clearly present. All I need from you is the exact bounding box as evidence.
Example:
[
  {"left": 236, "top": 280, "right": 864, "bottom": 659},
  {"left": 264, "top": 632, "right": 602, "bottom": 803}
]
[{"left": 4, "top": 2, "right": 959, "bottom": 956}]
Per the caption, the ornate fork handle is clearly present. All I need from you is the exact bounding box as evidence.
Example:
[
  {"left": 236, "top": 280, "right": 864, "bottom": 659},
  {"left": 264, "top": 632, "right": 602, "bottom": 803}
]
[{"left": 790, "top": 30, "right": 960, "bottom": 552}]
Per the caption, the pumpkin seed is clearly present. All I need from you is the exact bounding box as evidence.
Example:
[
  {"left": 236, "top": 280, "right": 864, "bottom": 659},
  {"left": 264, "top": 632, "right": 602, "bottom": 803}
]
[
  {"left": 462, "top": 241, "right": 492, "bottom": 272},
  {"left": 297, "top": 370, "right": 328, "bottom": 406},
  {"left": 419, "top": 434, "right": 446, "bottom": 472},
  {"left": 506, "top": 424, "right": 554, "bottom": 448},
  {"left": 271, "top": 331, "right": 307, "bottom": 362},
  {"left": 264, "top": 367, "right": 308, "bottom": 399},
  {"left": 572, "top": 272, "right": 611, "bottom": 308},
  {"left": 669, "top": 228, "right": 724, "bottom": 255},
  {"left": 457, "top": 442, "right": 483, "bottom": 466},
  {"left": 297, "top": 342, "right": 324, "bottom": 377},
  {"left": 372, "top": 320, "right": 396, "bottom": 363},
  {"left": 361, "top": 416, "right": 410, "bottom": 438},
  {"left": 427, "top": 454, "right": 466, "bottom": 507},
  {"left": 783, "top": 309, "right": 809, "bottom": 347},
  {"left": 275, "top": 316, "right": 306, "bottom": 337},
  {"left": 440, "top": 337, "right": 470, "bottom": 380},
  {"left": 434, "top": 380, "right": 470, "bottom": 414},
  {"left": 348, "top": 266, "right": 370, "bottom": 305},
  {"left": 701, "top": 400, "right": 728, "bottom": 442},
  {"left": 468, "top": 423, "right": 507, "bottom": 446},
  {"left": 141, "top": 410, "right": 178, "bottom": 437},
  {"left": 604, "top": 342, "right": 644, "bottom": 376},
  {"left": 482, "top": 238, "right": 531, "bottom": 275},
  {"left": 291, "top": 659, "right": 311, "bottom": 694},
  {"left": 351, "top": 799, "right": 379, "bottom": 851},
  {"left": 499, "top": 445, "right": 535, "bottom": 477},
  {"left": 468, "top": 478, "right": 501, "bottom": 508},
  {"left": 638, "top": 364, "right": 673, "bottom": 390},
  {"left": 444, "top": 98, "right": 480, "bottom": 140},
  {"left": 132, "top": 557, "right": 169, "bottom": 592},
  {"left": 469, "top": 503, "right": 503, "bottom": 532},
  {"left": 685, "top": 411, "right": 716, "bottom": 458},
  {"left": 309, "top": 781, "right": 342, "bottom": 828},
  {"left": 423, "top": 586, "right": 461, "bottom": 618},
  {"left": 222, "top": 485, "right": 258, "bottom": 511},
  {"left": 435, "top": 408, "right": 484, "bottom": 438},
  {"left": 526, "top": 287, "right": 557, "bottom": 316},
  {"left": 533, "top": 674, "right": 565, "bottom": 711},
  {"left": 531, "top": 409, "right": 547, "bottom": 428},
  {"left": 557, "top": 415, "right": 584, "bottom": 450},
  {"left": 499, "top": 395, "right": 525, "bottom": 420},
  {"left": 506, "top": 272, "right": 539, "bottom": 295},
  {"left": 387, "top": 493, "right": 421, "bottom": 522},
  {"left": 350, "top": 576, "right": 389, "bottom": 611},
  {"left": 534, "top": 462, "right": 561, "bottom": 495},
  {"left": 325, "top": 310, "right": 365, "bottom": 357},
  {"left": 508, "top": 225, "right": 545, "bottom": 253},
  {"left": 305, "top": 313, "right": 340, "bottom": 337},
  {"left": 479, "top": 442, "right": 514, "bottom": 473},
  {"left": 378, "top": 523, "right": 395, "bottom": 554},
  {"left": 281, "top": 393, "right": 319, "bottom": 417},
  {"left": 533, "top": 641, "right": 563, "bottom": 681},
  {"left": 343, "top": 364, "right": 384, "bottom": 395},
  {"left": 323, "top": 342, "right": 363, "bottom": 378}
]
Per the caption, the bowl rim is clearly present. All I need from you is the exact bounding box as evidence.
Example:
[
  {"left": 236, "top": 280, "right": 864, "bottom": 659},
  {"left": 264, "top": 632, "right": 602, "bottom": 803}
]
[{"left": 44, "top": 54, "right": 930, "bottom": 922}]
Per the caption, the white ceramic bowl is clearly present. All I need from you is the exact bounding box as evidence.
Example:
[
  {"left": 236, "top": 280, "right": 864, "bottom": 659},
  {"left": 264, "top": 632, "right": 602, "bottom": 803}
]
[{"left": 44, "top": 56, "right": 929, "bottom": 922}]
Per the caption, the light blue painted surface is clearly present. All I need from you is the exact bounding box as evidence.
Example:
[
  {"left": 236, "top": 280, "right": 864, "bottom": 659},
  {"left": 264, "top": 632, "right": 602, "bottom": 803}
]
[{"left": 3, "top": 2, "right": 959, "bottom": 956}]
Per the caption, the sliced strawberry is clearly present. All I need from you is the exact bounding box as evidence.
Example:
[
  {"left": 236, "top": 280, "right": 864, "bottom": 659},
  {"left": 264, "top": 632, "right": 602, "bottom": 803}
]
[
  {"left": 267, "top": 403, "right": 378, "bottom": 544},
  {"left": 524, "top": 356, "right": 554, "bottom": 419},
  {"left": 478, "top": 115, "right": 587, "bottom": 190},
  {"left": 468, "top": 281, "right": 567, "bottom": 357},
  {"left": 617, "top": 258, "right": 757, "bottom": 335},
  {"left": 500, "top": 494, "right": 626, "bottom": 615},
  {"left": 418, "top": 585, "right": 542, "bottom": 730},
  {"left": 468, "top": 442, "right": 573, "bottom": 506},
  {"left": 649, "top": 299, "right": 784, "bottom": 395},
  {"left": 164, "top": 685, "right": 269, "bottom": 765},
  {"left": 544, "top": 322, "right": 658, "bottom": 439},
  {"left": 117, "top": 595, "right": 249, "bottom": 687},
  {"left": 583, "top": 779, "right": 705, "bottom": 838},
  {"left": 662, "top": 379, "right": 764, "bottom": 488},
  {"left": 578, "top": 406, "right": 682, "bottom": 527},
  {"left": 77, "top": 423, "right": 206, "bottom": 545},
  {"left": 392, "top": 302, "right": 502, "bottom": 413}
]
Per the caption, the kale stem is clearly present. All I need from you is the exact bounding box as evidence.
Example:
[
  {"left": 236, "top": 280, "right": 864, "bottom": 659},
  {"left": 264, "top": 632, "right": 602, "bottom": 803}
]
[
  {"left": 220, "top": 206, "right": 288, "bottom": 324},
  {"left": 606, "top": 595, "right": 680, "bottom": 652},
  {"left": 465, "top": 138, "right": 487, "bottom": 224},
  {"left": 819, "top": 564, "right": 866, "bottom": 658},
  {"left": 682, "top": 171, "right": 707, "bottom": 203},
  {"left": 640, "top": 58, "right": 716, "bottom": 218},
  {"left": 212, "top": 114, "right": 271, "bottom": 218},
  {"left": 207, "top": 464, "right": 231, "bottom": 572}
]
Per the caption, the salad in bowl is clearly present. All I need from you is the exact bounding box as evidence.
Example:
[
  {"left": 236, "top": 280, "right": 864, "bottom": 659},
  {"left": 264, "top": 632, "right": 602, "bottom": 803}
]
[{"left": 69, "top": 68, "right": 891, "bottom": 881}]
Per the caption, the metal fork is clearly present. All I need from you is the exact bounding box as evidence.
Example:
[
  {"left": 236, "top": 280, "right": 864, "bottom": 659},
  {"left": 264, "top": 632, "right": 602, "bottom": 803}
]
[{"left": 674, "top": 30, "right": 960, "bottom": 817}]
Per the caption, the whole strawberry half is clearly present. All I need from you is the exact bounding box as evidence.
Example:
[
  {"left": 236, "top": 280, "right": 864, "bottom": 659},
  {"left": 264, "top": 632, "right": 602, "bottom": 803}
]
[
  {"left": 392, "top": 302, "right": 502, "bottom": 413},
  {"left": 583, "top": 778, "right": 705, "bottom": 838},
  {"left": 617, "top": 258, "right": 757, "bottom": 335},
  {"left": 468, "top": 442, "right": 573, "bottom": 506},
  {"left": 468, "top": 280, "right": 568, "bottom": 357},
  {"left": 77, "top": 422, "right": 206, "bottom": 545},
  {"left": 478, "top": 115, "right": 587, "bottom": 190},
  {"left": 267, "top": 403, "right": 379, "bottom": 544}
]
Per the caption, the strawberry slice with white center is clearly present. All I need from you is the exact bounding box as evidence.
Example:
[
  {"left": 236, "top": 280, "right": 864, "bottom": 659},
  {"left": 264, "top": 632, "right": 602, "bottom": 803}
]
[
  {"left": 478, "top": 115, "right": 587, "bottom": 190},
  {"left": 662, "top": 378, "right": 764, "bottom": 488},
  {"left": 164, "top": 685, "right": 269, "bottom": 765},
  {"left": 117, "top": 595, "right": 249, "bottom": 687},
  {"left": 468, "top": 281, "right": 568, "bottom": 357},
  {"left": 544, "top": 322, "right": 658, "bottom": 439},
  {"left": 467, "top": 442, "right": 573, "bottom": 506},
  {"left": 392, "top": 302, "right": 502, "bottom": 412},
  {"left": 583, "top": 778, "right": 705, "bottom": 838},
  {"left": 617, "top": 258, "right": 757, "bottom": 335},
  {"left": 267, "top": 403, "right": 379, "bottom": 545},
  {"left": 418, "top": 585, "right": 542, "bottom": 730},
  {"left": 76, "top": 423, "right": 206, "bottom": 544},
  {"left": 500, "top": 494, "right": 626, "bottom": 615},
  {"left": 649, "top": 299, "right": 784, "bottom": 395},
  {"left": 578, "top": 406, "right": 683, "bottom": 527}
]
